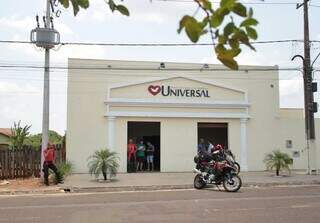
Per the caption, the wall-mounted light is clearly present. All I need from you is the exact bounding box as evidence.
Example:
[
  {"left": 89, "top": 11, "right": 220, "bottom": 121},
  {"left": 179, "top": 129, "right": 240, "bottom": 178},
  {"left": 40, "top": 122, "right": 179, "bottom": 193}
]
[
  {"left": 200, "top": 63, "right": 209, "bottom": 71},
  {"left": 159, "top": 62, "right": 165, "bottom": 69}
]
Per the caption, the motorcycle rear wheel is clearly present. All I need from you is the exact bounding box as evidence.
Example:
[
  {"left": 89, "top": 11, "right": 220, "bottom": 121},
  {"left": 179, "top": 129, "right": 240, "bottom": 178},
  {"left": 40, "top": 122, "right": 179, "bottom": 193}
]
[
  {"left": 223, "top": 174, "right": 242, "bottom": 192},
  {"left": 194, "top": 174, "right": 206, "bottom": 189}
]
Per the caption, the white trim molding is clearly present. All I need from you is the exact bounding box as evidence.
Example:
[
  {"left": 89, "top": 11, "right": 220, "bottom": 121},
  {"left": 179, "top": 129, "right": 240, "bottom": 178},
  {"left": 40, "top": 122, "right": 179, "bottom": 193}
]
[
  {"left": 105, "top": 111, "right": 250, "bottom": 119},
  {"left": 107, "top": 116, "right": 116, "bottom": 151},
  {"left": 105, "top": 98, "right": 250, "bottom": 109},
  {"left": 240, "top": 118, "right": 249, "bottom": 171}
]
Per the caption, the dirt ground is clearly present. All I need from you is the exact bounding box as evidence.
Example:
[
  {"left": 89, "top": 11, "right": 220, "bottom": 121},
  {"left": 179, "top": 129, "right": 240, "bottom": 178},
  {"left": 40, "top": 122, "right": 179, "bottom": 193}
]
[{"left": 0, "top": 178, "right": 47, "bottom": 190}]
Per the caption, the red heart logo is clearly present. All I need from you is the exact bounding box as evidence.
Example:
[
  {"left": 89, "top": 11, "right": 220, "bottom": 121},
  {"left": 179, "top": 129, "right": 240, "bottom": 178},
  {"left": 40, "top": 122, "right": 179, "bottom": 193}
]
[{"left": 148, "top": 85, "right": 161, "bottom": 96}]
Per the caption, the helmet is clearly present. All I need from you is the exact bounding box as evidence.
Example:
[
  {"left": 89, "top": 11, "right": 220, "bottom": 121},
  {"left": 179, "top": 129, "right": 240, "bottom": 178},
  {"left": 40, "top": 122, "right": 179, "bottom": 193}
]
[{"left": 215, "top": 144, "right": 223, "bottom": 150}]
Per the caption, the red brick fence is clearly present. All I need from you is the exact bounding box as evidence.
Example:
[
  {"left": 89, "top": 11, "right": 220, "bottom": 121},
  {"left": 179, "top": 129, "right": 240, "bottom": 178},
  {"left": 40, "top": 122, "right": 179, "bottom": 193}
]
[{"left": 0, "top": 144, "right": 65, "bottom": 180}]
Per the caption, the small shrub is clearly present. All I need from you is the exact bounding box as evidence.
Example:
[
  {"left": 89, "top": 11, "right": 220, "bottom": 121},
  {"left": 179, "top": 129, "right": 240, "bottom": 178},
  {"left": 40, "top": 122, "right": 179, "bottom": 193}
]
[
  {"left": 49, "top": 160, "right": 73, "bottom": 184},
  {"left": 87, "top": 148, "right": 119, "bottom": 180},
  {"left": 264, "top": 150, "right": 293, "bottom": 176}
]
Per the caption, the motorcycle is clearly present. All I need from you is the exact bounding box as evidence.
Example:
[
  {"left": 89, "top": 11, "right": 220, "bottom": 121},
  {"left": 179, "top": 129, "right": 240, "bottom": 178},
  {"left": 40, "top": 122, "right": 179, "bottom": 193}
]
[
  {"left": 223, "top": 149, "right": 240, "bottom": 175},
  {"left": 193, "top": 151, "right": 242, "bottom": 192}
]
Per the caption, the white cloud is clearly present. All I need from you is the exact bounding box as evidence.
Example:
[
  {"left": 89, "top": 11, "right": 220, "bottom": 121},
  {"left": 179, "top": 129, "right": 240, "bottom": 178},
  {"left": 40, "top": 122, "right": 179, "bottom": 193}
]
[
  {"left": 0, "top": 16, "right": 34, "bottom": 31},
  {"left": 55, "top": 22, "right": 74, "bottom": 35},
  {"left": 132, "top": 12, "right": 167, "bottom": 24},
  {"left": 51, "top": 44, "right": 106, "bottom": 62},
  {"left": 74, "top": 0, "right": 179, "bottom": 24},
  {"left": 0, "top": 81, "right": 39, "bottom": 93},
  {"left": 201, "top": 56, "right": 220, "bottom": 64},
  {"left": 0, "top": 15, "right": 73, "bottom": 37}
]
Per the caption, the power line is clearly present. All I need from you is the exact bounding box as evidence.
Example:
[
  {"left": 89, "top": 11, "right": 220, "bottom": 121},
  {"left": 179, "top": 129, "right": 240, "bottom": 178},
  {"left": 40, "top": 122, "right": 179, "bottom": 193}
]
[
  {"left": 154, "top": 0, "right": 320, "bottom": 6},
  {"left": 0, "top": 64, "right": 306, "bottom": 71},
  {"left": 0, "top": 39, "right": 320, "bottom": 47}
]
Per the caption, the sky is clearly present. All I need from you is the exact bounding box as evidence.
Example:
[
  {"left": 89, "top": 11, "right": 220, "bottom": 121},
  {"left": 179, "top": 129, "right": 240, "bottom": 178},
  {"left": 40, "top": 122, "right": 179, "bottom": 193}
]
[{"left": 0, "top": 0, "right": 320, "bottom": 134}]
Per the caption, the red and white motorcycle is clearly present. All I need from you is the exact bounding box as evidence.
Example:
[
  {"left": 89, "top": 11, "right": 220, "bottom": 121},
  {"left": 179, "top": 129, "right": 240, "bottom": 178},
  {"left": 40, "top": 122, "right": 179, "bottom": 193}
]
[{"left": 193, "top": 150, "right": 242, "bottom": 192}]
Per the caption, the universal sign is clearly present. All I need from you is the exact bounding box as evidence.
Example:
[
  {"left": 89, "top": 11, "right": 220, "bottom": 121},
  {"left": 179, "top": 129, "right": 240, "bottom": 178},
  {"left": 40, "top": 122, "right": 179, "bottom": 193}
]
[{"left": 148, "top": 85, "right": 210, "bottom": 98}]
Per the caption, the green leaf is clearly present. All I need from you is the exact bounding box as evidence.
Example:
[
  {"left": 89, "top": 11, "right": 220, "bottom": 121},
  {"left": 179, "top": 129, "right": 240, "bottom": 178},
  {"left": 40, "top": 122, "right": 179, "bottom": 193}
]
[
  {"left": 220, "top": 0, "right": 235, "bottom": 10},
  {"left": 178, "top": 15, "right": 190, "bottom": 33},
  {"left": 58, "top": 0, "right": 89, "bottom": 16},
  {"left": 246, "top": 26, "right": 258, "bottom": 40},
  {"left": 232, "top": 3, "right": 247, "bottom": 17},
  {"left": 59, "top": 0, "right": 69, "bottom": 8},
  {"left": 218, "top": 54, "right": 239, "bottom": 70},
  {"left": 233, "top": 30, "right": 255, "bottom": 50},
  {"left": 223, "top": 22, "right": 235, "bottom": 37},
  {"left": 210, "top": 8, "right": 229, "bottom": 28},
  {"left": 178, "top": 16, "right": 203, "bottom": 42},
  {"left": 71, "top": 0, "right": 80, "bottom": 16},
  {"left": 200, "top": 17, "right": 209, "bottom": 29},
  {"left": 78, "top": 0, "right": 89, "bottom": 8},
  {"left": 201, "top": 0, "right": 212, "bottom": 10},
  {"left": 218, "top": 35, "right": 227, "bottom": 44},
  {"left": 116, "top": 5, "right": 130, "bottom": 16},
  {"left": 240, "top": 18, "right": 258, "bottom": 27},
  {"left": 108, "top": 0, "right": 116, "bottom": 12},
  {"left": 185, "top": 19, "right": 203, "bottom": 43},
  {"left": 229, "top": 38, "right": 239, "bottom": 49},
  {"left": 211, "top": 13, "right": 224, "bottom": 28}
]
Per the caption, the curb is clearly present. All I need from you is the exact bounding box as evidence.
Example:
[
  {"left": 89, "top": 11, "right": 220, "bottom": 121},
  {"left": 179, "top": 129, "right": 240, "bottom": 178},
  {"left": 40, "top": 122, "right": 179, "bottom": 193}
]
[
  {"left": 0, "top": 187, "right": 64, "bottom": 195},
  {"left": 1, "top": 180, "right": 320, "bottom": 195}
]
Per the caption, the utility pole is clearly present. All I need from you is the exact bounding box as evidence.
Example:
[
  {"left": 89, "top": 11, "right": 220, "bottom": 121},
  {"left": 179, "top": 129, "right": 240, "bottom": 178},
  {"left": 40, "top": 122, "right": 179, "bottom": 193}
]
[
  {"left": 41, "top": 0, "right": 51, "bottom": 177},
  {"left": 30, "top": 0, "right": 60, "bottom": 176},
  {"left": 294, "top": 0, "right": 317, "bottom": 174}
]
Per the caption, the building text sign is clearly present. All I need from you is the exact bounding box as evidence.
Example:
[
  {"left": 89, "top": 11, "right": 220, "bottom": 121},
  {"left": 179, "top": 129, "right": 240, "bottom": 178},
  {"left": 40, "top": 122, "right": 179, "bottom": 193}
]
[{"left": 148, "top": 85, "right": 210, "bottom": 98}]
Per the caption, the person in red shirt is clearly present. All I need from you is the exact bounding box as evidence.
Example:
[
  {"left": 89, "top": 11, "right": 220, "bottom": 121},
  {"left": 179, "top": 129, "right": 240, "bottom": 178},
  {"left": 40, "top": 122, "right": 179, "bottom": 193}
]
[
  {"left": 43, "top": 143, "right": 62, "bottom": 186},
  {"left": 127, "top": 139, "right": 137, "bottom": 172}
]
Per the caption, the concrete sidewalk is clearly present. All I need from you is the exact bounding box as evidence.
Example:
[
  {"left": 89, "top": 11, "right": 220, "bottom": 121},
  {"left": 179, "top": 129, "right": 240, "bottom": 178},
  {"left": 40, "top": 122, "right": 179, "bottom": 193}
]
[{"left": 62, "top": 171, "right": 320, "bottom": 192}]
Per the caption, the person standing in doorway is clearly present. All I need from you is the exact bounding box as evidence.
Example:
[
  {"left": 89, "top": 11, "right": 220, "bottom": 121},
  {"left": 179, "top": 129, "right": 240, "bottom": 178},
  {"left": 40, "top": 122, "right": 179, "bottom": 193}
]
[
  {"left": 136, "top": 140, "right": 146, "bottom": 171},
  {"left": 127, "top": 139, "right": 137, "bottom": 172},
  {"left": 198, "top": 138, "right": 207, "bottom": 153},
  {"left": 43, "top": 143, "right": 62, "bottom": 186},
  {"left": 146, "top": 142, "right": 155, "bottom": 171},
  {"left": 207, "top": 140, "right": 215, "bottom": 153}
]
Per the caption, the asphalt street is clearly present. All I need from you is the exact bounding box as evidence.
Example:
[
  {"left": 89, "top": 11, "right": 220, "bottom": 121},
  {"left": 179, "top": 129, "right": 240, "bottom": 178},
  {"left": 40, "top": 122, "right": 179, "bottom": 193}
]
[{"left": 0, "top": 185, "right": 320, "bottom": 223}]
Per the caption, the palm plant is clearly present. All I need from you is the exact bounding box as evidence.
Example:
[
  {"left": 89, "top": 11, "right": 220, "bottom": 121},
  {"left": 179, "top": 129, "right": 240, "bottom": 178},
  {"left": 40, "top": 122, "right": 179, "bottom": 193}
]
[
  {"left": 9, "top": 121, "right": 31, "bottom": 150},
  {"left": 87, "top": 149, "right": 119, "bottom": 180},
  {"left": 264, "top": 150, "right": 293, "bottom": 176}
]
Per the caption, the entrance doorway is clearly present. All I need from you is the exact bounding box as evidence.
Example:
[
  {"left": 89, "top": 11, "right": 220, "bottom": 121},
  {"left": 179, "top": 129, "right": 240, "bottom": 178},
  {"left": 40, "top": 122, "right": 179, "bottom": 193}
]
[
  {"left": 127, "top": 122, "right": 160, "bottom": 172},
  {"left": 197, "top": 123, "right": 228, "bottom": 152}
]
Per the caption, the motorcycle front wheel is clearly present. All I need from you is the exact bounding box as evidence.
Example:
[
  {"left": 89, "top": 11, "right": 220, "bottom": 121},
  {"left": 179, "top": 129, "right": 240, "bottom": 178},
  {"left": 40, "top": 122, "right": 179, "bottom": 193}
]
[
  {"left": 223, "top": 174, "right": 242, "bottom": 192},
  {"left": 194, "top": 174, "right": 206, "bottom": 189},
  {"left": 234, "top": 162, "right": 240, "bottom": 175}
]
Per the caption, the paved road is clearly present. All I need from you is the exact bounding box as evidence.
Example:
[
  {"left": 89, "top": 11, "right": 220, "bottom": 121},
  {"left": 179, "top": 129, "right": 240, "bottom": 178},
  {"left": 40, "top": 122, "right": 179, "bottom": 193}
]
[{"left": 0, "top": 186, "right": 320, "bottom": 223}]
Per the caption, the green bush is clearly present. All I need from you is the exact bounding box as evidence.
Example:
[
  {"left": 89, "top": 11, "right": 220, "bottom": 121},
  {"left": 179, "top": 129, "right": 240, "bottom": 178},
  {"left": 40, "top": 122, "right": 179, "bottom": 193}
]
[
  {"left": 49, "top": 160, "right": 73, "bottom": 184},
  {"left": 264, "top": 150, "right": 293, "bottom": 176},
  {"left": 87, "top": 148, "right": 119, "bottom": 180},
  {"left": 57, "top": 160, "right": 73, "bottom": 177}
]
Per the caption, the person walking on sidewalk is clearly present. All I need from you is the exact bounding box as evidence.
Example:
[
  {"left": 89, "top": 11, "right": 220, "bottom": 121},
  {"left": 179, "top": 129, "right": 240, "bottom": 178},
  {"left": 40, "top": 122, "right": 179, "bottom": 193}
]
[{"left": 43, "top": 143, "right": 63, "bottom": 186}]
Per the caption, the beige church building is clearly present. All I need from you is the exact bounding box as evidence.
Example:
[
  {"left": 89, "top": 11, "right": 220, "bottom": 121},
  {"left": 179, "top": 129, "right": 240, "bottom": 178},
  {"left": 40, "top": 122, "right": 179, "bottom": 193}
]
[{"left": 67, "top": 58, "right": 319, "bottom": 173}]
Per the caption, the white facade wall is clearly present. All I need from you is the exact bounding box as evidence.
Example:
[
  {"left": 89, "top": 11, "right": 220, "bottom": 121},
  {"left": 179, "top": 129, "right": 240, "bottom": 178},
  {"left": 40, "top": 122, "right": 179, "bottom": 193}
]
[{"left": 67, "top": 58, "right": 318, "bottom": 173}]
